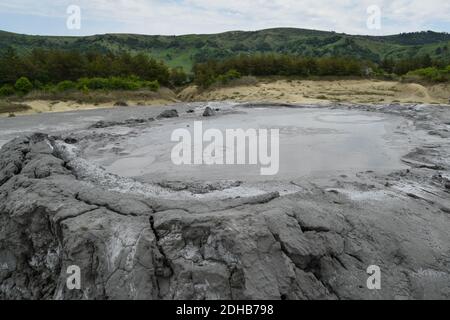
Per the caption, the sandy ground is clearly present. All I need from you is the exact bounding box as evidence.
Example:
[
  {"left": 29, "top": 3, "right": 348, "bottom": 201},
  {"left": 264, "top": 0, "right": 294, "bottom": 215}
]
[
  {"left": 21, "top": 98, "right": 176, "bottom": 114},
  {"left": 180, "top": 79, "right": 450, "bottom": 105},
  {"left": 0, "top": 87, "right": 180, "bottom": 117},
  {"left": 1, "top": 79, "right": 449, "bottom": 118}
]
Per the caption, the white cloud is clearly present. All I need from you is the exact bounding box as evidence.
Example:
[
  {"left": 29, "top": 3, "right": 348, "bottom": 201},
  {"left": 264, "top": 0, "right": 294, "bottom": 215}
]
[{"left": 0, "top": 0, "right": 449, "bottom": 35}]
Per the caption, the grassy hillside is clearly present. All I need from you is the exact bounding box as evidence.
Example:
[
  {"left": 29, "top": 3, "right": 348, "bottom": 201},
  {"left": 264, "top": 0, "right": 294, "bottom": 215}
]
[{"left": 1, "top": 28, "right": 450, "bottom": 70}]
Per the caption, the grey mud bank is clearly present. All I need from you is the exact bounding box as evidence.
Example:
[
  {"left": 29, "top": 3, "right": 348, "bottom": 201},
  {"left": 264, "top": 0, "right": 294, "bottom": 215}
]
[{"left": 0, "top": 102, "right": 449, "bottom": 300}]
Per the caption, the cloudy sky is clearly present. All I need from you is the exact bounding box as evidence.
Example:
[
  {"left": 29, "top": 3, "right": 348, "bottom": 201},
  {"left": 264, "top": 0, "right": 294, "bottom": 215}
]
[{"left": 0, "top": 0, "right": 449, "bottom": 36}]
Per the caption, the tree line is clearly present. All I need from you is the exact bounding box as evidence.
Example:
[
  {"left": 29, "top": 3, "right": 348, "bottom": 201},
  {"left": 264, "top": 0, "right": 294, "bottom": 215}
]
[
  {"left": 379, "top": 54, "right": 447, "bottom": 75},
  {"left": 193, "top": 53, "right": 449, "bottom": 87},
  {"left": 0, "top": 47, "right": 448, "bottom": 96},
  {"left": 193, "top": 54, "right": 373, "bottom": 87},
  {"left": 0, "top": 48, "right": 188, "bottom": 87}
]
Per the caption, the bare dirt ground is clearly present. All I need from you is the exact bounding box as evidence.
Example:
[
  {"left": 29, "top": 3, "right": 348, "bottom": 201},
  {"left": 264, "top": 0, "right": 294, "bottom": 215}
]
[
  {"left": 2, "top": 79, "right": 449, "bottom": 117},
  {"left": 180, "top": 79, "right": 450, "bottom": 105},
  {"left": 0, "top": 87, "right": 179, "bottom": 117}
]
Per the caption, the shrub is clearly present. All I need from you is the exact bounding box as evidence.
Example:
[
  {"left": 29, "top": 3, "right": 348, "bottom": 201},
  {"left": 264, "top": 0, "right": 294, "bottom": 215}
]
[
  {"left": 77, "top": 77, "right": 148, "bottom": 91},
  {"left": 216, "top": 69, "right": 241, "bottom": 84},
  {"left": 80, "top": 84, "right": 89, "bottom": 95},
  {"left": 110, "top": 77, "right": 141, "bottom": 90},
  {"left": 143, "top": 80, "right": 160, "bottom": 91},
  {"left": 44, "top": 84, "right": 58, "bottom": 94},
  {"left": 169, "top": 67, "right": 188, "bottom": 86},
  {"left": 406, "top": 66, "right": 450, "bottom": 82},
  {"left": 77, "top": 77, "right": 110, "bottom": 90},
  {"left": 56, "top": 80, "right": 77, "bottom": 92},
  {"left": 0, "top": 84, "right": 15, "bottom": 97},
  {"left": 33, "top": 80, "right": 44, "bottom": 90},
  {"left": 14, "top": 77, "right": 33, "bottom": 94}
]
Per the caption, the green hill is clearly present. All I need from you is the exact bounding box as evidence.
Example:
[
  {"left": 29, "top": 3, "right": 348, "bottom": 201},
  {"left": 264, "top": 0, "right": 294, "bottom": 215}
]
[{"left": 1, "top": 28, "right": 450, "bottom": 70}]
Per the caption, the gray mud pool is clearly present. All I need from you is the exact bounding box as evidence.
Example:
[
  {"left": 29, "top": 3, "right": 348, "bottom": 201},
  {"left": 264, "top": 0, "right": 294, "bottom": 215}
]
[{"left": 82, "top": 107, "right": 413, "bottom": 182}]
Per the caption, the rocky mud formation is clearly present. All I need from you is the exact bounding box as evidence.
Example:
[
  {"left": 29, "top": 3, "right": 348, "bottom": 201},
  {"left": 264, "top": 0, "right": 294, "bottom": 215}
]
[{"left": 0, "top": 104, "right": 449, "bottom": 300}]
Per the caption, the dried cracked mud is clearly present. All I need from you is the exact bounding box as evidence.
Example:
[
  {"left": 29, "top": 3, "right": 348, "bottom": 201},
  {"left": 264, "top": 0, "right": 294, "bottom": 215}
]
[{"left": 0, "top": 102, "right": 449, "bottom": 300}]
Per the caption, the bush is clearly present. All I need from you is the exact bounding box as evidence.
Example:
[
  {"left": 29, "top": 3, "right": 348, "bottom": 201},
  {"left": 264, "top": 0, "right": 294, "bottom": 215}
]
[
  {"left": 80, "top": 84, "right": 89, "bottom": 95},
  {"left": 56, "top": 80, "right": 77, "bottom": 92},
  {"left": 76, "top": 77, "right": 148, "bottom": 91},
  {"left": 33, "top": 80, "right": 44, "bottom": 90},
  {"left": 142, "top": 80, "right": 160, "bottom": 91},
  {"left": 14, "top": 77, "right": 33, "bottom": 94},
  {"left": 43, "top": 84, "right": 58, "bottom": 94},
  {"left": 169, "top": 67, "right": 188, "bottom": 86},
  {"left": 110, "top": 77, "right": 141, "bottom": 90},
  {"left": 77, "top": 77, "right": 110, "bottom": 90},
  {"left": 216, "top": 69, "right": 241, "bottom": 84},
  {"left": 406, "top": 66, "right": 450, "bottom": 82},
  {"left": 0, "top": 84, "right": 15, "bottom": 97}
]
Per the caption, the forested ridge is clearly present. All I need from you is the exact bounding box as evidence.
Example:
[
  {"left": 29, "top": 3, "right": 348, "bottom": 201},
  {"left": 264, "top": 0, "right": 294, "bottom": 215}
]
[
  {"left": 1, "top": 28, "right": 450, "bottom": 70},
  {"left": 1, "top": 27, "right": 450, "bottom": 96}
]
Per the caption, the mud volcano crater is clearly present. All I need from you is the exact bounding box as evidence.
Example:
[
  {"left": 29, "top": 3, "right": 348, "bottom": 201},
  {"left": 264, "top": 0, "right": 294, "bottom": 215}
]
[
  {"left": 0, "top": 103, "right": 449, "bottom": 300},
  {"left": 82, "top": 107, "right": 412, "bottom": 183}
]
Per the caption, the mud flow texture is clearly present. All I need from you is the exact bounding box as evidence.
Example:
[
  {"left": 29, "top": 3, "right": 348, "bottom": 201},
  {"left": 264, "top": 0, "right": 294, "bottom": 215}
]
[{"left": 0, "top": 103, "right": 449, "bottom": 300}]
